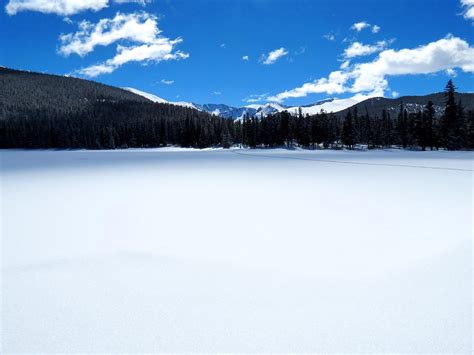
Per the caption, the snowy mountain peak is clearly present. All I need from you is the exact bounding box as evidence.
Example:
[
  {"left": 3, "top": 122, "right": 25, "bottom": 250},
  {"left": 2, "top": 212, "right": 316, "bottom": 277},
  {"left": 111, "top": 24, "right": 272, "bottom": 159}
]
[
  {"left": 123, "top": 87, "right": 361, "bottom": 120},
  {"left": 122, "top": 87, "right": 167, "bottom": 104},
  {"left": 122, "top": 87, "right": 198, "bottom": 110}
]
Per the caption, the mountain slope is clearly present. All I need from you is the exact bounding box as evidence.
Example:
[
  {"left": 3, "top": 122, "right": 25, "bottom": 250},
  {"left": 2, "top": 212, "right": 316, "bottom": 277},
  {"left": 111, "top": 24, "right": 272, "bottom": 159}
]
[
  {"left": 0, "top": 68, "right": 149, "bottom": 113},
  {"left": 336, "top": 93, "right": 474, "bottom": 118},
  {"left": 122, "top": 87, "right": 199, "bottom": 110}
]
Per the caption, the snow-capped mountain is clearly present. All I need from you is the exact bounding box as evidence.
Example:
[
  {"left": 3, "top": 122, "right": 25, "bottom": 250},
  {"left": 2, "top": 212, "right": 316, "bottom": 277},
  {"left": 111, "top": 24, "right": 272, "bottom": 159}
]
[
  {"left": 122, "top": 87, "right": 198, "bottom": 110},
  {"left": 123, "top": 87, "right": 361, "bottom": 120}
]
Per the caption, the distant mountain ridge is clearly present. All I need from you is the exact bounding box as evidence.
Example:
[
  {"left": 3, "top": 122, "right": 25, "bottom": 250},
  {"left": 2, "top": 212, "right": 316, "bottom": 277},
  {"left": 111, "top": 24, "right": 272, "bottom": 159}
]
[
  {"left": 337, "top": 93, "right": 474, "bottom": 118},
  {"left": 124, "top": 86, "right": 474, "bottom": 120},
  {"left": 2, "top": 67, "right": 473, "bottom": 124},
  {"left": 123, "top": 87, "right": 361, "bottom": 120}
]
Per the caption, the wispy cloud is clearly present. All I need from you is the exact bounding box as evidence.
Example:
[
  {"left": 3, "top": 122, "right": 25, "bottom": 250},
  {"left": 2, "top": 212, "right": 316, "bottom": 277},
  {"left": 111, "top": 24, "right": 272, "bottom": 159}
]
[
  {"left": 242, "top": 55, "right": 249, "bottom": 61},
  {"left": 212, "top": 91, "right": 222, "bottom": 95},
  {"left": 160, "top": 79, "right": 174, "bottom": 85},
  {"left": 260, "top": 47, "right": 288, "bottom": 65},
  {"left": 460, "top": 0, "right": 474, "bottom": 20},
  {"left": 323, "top": 33, "right": 335, "bottom": 41},
  {"left": 295, "top": 46, "right": 306, "bottom": 55},
  {"left": 114, "top": 0, "right": 150, "bottom": 5},
  {"left": 372, "top": 25, "right": 381, "bottom": 33},
  {"left": 243, "top": 93, "right": 269, "bottom": 103}
]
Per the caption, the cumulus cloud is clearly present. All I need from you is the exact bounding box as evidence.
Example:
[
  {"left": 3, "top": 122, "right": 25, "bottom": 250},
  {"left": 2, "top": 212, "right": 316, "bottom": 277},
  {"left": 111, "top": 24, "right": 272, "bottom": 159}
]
[
  {"left": 460, "top": 0, "right": 474, "bottom": 20},
  {"left": 242, "top": 55, "right": 249, "bottom": 60},
  {"left": 62, "top": 12, "right": 188, "bottom": 77},
  {"left": 343, "top": 41, "right": 388, "bottom": 58},
  {"left": 76, "top": 39, "right": 188, "bottom": 77},
  {"left": 260, "top": 47, "right": 288, "bottom": 65},
  {"left": 6, "top": 0, "right": 108, "bottom": 16},
  {"left": 59, "top": 12, "right": 159, "bottom": 57},
  {"left": 351, "top": 21, "right": 381, "bottom": 34},
  {"left": 5, "top": 0, "right": 150, "bottom": 15},
  {"left": 351, "top": 21, "right": 370, "bottom": 32},
  {"left": 268, "top": 36, "right": 474, "bottom": 102}
]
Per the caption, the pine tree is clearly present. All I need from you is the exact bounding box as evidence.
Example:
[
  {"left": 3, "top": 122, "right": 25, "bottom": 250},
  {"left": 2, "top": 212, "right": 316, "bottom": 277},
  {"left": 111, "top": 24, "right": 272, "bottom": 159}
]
[
  {"left": 397, "top": 101, "right": 408, "bottom": 148},
  {"left": 423, "top": 101, "right": 435, "bottom": 150},
  {"left": 441, "top": 79, "right": 460, "bottom": 150},
  {"left": 342, "top": 110, "right": 355, "bottom": 149}
]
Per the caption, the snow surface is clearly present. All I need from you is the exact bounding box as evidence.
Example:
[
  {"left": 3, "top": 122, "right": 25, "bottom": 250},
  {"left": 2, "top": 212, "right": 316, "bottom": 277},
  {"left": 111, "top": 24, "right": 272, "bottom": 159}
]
[
  {"left": 1, "top": 149, "right": 472, "bottom": 353},
  {"left": 122, "top": 87, "right": 198, "bottom": 110}
]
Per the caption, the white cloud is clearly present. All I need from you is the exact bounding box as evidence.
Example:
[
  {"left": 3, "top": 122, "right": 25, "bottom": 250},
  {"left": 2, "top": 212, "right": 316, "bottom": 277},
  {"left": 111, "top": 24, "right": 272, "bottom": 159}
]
[
  {"left": 351, "top": 21, "right": 370, "bottom": 32},
  {"left": 323, "top": 33, "right": 335, "bottom": 41},
  {"left": 76, "top": 39, "right": 188, "bottom": 77},
  {"left": 6, "top": 0, "right": 108, "bottom": 15},
  {"left": 460, "top": 0, "right": 474, "bottom": 19},
  {"left": 220, "top": 43, "right": 226, "bottom": 48},
  {"left": 295, "top": 46, "right": 306, "bottom": 55},
  {"left": 212, "top": 91, "right": 222, "bottom": 95},
  {"left": 268, "top": 70, "right": 351, "bottom": 101},
  {"left": 351, "top": 21, "right": 381, "bottom": 34},
  {"left": 446, "top": 68, "right": 458, "bottom": 77},
  {"left": 261, "top": 47, "right": 288, "bottom": 65},
  {"left": 242, "top": 55, "right": 249, "bottom": 61},
  {"left": 114, "top": 0, "right": 150, "bottom": 5},
  {"left": 340, "top": 60, "right": 350, "bottom": 69},
  {"left": 160, "top": 79, "right": 174, "bottom": 85},
  {"left": 391, "top": 91, "right": 399, "bottom": 98},
  {"left": 5, "top": 0, "right": 150, "bottom": 15},
  {"left": 59, "top": 12, "right": 159, "bottom": 57},
  {"left": 343, "top": 41, "right": 388, "bottom": 58},
  {"left": 244, "top": 93, "right": 269, "bottom": 103},
  {"left": 268, "top": 35, "right": 474, "bottom": 102},
  {"left": 64, "top": 12, "right": 188, "bottom": 77}
]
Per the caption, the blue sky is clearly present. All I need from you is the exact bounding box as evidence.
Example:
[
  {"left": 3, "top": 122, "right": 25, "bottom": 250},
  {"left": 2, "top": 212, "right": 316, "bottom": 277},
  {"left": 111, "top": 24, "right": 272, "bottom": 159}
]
[{"left": 1, "top": 0, "right": 473, "bottom": 106}]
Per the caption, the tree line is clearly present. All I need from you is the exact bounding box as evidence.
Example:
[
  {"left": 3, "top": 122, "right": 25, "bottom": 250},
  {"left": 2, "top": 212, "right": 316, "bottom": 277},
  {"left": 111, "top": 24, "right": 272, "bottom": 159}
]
[{"left": 1, "top": 79, "right": 473, "bottom": 150}]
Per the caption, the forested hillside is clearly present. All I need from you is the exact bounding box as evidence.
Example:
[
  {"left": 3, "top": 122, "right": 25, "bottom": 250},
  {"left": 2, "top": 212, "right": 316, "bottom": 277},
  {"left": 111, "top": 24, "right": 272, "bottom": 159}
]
[
  {"left": 1, "top": 68, "right": 473, "bottom": 150},
  {"left": 0, "top": 68, "right": 232, "bottom": 149},
  {"left": 337, "top": 92, "right": 474, "bottom": 118}
]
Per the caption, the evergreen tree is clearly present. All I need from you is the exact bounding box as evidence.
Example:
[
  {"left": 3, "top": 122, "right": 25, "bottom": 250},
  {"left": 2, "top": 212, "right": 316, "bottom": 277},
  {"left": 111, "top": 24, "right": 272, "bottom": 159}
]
[
  {"left": 342, "top": 110, "right": 355, "bottom": 149},
  {"left": 441, "top": 79, "right": 460, "bottom": 150}
]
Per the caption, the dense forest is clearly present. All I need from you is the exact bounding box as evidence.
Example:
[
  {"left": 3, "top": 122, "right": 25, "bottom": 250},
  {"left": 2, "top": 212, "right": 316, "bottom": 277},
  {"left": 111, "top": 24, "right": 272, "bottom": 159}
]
[
  {"left": 1, "top": 67, "right": 473, "bottom": 150},
  {"left": 239, "top": 80, "right": 474, "bottom": 151}
]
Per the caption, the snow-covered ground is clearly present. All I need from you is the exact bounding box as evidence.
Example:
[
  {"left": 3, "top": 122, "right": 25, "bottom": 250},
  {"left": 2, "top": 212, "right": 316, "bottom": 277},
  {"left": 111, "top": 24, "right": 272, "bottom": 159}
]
[{"left": 1, "top": 148, "right": 472, "bottom": 353}]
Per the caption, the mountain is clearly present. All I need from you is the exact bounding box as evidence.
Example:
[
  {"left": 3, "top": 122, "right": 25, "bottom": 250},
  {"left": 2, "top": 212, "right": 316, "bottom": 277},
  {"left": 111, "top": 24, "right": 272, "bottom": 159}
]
[
  {"left": 124, "top": 87, "right": 361, "bottom": 120},
  {"left": 1, "top": 67, "right": 226, "bottom": 150},
  {"left": 0, "top": 68, "right": 149, "bottom": 113},
  {"left": 122, "top": 87, "right": 198, "bottom": 109},
  {"left": 337, "top": 93, "right": 474, "bottom": 118}
]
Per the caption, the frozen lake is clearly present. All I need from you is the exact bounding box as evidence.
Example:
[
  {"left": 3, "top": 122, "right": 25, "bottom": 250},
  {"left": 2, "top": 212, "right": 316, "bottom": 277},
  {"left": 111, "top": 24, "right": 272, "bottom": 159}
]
[{"left": 1, "top": 148, "right": 472, "bottom": 352}]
